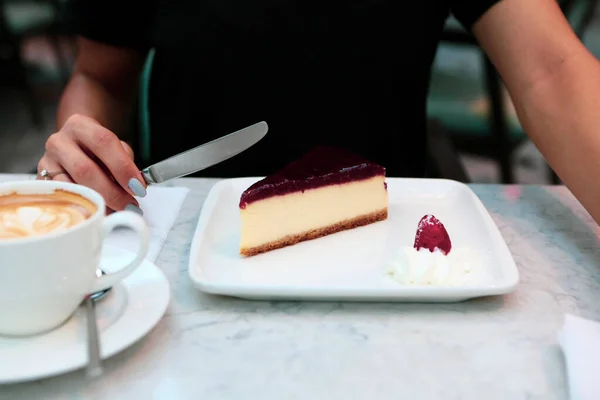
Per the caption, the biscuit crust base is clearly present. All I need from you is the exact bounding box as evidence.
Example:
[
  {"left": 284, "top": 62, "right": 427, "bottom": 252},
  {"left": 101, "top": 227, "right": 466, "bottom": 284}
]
[{"left": 240, "top": 208, "right": 388, "bottom": 257}]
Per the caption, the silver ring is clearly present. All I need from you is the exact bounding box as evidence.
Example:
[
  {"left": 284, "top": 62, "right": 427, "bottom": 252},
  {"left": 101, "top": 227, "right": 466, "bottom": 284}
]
[{"left": 39, "top": 168, "right": 68, "bottom": 180}]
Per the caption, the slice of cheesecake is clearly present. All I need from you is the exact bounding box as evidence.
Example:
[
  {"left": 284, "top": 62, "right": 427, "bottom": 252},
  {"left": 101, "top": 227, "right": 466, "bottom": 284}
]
[{"left": 239, "top": 146, "right": 388, "bottom": 257}]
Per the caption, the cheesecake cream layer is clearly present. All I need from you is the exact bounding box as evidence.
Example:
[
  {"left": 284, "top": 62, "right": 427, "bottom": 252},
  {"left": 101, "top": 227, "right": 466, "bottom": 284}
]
[{"left": 240, "top": 176, "right": 387, "bottom": 250}]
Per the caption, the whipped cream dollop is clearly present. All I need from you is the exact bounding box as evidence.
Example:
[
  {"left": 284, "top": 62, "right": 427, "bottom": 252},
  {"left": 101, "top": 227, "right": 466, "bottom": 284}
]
[{"left": 385, "top": 246, "right": 483, "bottom": 286}]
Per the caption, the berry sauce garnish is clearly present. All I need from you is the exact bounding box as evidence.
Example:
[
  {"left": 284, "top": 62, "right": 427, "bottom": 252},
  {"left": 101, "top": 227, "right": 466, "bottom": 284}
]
[{"left": 413, "top": 214, "right": 452, "bottom": 255}]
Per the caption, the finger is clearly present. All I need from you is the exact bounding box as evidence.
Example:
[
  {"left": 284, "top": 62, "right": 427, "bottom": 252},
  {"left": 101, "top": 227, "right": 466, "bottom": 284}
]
[
  {"left": 66, "top": 118, "right": 146, "bottom": 197},
  {"left": 52, "top": 173, "right": 75, "bottom": 183},
  {"left": 36, "top": 156, "right": 74, "bottom": 183},
  {"left": 46, "top": 134, "right": 139, "bottom": 211},
  {"left": 121, "top": 141, "right": 134, "bottom": 160}
]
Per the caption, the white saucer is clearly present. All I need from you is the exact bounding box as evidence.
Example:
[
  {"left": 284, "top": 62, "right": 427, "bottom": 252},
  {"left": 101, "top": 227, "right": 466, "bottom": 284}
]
[
  {"left": 0, "top": 245, "right": 170, "bottom": 384},
  {"left": 188, "top": 178, "right": 519, "bottom": 302}
]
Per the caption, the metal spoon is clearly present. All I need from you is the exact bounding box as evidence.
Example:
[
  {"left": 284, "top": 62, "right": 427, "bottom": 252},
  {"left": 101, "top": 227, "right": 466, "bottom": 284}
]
[
  {"left": 85, "top": 269, "right": 110, "bottom": 378},
  {"left": 90, "top": 269, "right": 111, "bottom": 301},
  {"left": 85, "top": 294, "right": 103, "bottom": 378}
]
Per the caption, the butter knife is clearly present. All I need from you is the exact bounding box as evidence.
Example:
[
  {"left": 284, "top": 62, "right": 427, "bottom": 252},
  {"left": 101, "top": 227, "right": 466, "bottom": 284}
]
[{"left": 141, "top": 121, "right": 268, "bottom": 184}]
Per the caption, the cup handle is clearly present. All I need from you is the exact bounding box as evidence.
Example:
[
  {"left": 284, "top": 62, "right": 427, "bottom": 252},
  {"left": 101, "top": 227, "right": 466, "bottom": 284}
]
[{"left": 89, "top": 211, "right": 150, "bottom": 294}]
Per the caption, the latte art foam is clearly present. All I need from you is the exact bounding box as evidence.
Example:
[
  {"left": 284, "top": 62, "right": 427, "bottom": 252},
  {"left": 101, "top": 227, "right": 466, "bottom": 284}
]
[{"left": 0, "top": 190, "right": 97, "bottom": 239}]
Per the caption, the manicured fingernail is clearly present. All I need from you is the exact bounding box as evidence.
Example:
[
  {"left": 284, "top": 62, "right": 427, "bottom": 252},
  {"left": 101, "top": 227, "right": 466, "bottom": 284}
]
[
  {"left": 128, "top": 178, "right": 147, "bottom": 197},
  {"left": 124, "top": 204, "right": 143, "bottom": 215}
]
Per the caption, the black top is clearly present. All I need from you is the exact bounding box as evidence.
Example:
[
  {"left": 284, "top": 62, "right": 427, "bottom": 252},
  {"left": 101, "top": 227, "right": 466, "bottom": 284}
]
[{"left": 63, "top": 0, "right": 501, "bottom": 177}]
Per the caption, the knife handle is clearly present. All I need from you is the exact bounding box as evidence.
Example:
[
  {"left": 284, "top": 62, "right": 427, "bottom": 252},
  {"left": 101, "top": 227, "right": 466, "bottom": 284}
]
[{"left": 140, "top": 168, "right": 157, "bottom": 185}]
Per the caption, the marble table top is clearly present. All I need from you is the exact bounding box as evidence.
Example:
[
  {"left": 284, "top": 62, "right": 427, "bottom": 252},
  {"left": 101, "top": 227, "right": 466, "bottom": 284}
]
[{"left": 1, "top": 176, "right": 599, "bottom": 400}]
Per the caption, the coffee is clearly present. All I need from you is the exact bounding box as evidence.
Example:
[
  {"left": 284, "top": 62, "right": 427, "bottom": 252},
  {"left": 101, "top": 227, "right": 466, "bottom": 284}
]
[{"left": 0, "top": 190, "right": 97, "bottom": 239}]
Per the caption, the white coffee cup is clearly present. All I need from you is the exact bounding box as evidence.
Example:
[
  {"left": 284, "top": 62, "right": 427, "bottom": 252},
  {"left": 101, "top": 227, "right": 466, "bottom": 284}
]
[{"left": 0, "top": 180, "right": 150, "bottom": 336}]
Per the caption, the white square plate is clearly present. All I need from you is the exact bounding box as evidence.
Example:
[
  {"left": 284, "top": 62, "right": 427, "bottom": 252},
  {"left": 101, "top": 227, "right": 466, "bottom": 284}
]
[{"left": 188, "top": 178, "right": 518, "bottom": 302}]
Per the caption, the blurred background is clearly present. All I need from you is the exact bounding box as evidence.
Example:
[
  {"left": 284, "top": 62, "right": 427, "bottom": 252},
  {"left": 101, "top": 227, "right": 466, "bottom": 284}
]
[{"left": 0, "top": 0, "right": 597, "bottom": 183}]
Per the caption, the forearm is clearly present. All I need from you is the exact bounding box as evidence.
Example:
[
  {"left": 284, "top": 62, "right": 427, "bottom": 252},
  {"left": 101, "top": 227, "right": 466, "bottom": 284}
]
[
  {"left": 471, "top": 0, "right": 600, "bottom": 223},
  {"left": 510, "top": 49, "right": 600, "bottom": 223},
  {"left": 57, "top": 71, "right": 137, "bottom": 138}
]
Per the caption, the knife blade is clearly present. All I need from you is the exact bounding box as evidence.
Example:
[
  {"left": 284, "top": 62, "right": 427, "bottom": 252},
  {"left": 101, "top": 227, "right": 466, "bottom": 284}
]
[{"left": 141, "top": 121, "right": 268, "bottom": 184}]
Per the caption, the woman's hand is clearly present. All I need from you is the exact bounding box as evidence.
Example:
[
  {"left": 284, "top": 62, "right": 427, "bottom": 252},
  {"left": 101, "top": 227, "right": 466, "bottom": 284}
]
[{"left": 37, "top": 114, "right": 147, "bottom": 213}]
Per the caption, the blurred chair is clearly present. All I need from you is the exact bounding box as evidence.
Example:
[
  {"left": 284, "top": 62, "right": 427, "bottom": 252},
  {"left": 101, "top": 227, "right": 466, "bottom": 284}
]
[
  {"left": 0, "top": 0, "right": 71, "bottom": 128},
  {"left": 132, "top": 49, "right": 155, "bottom": 167},
  {"left": 428, "top": 0, "right": 598, "bottom": 184},
  {"left": 426, "top": 118, "right": 470, "bottom": 182}
]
